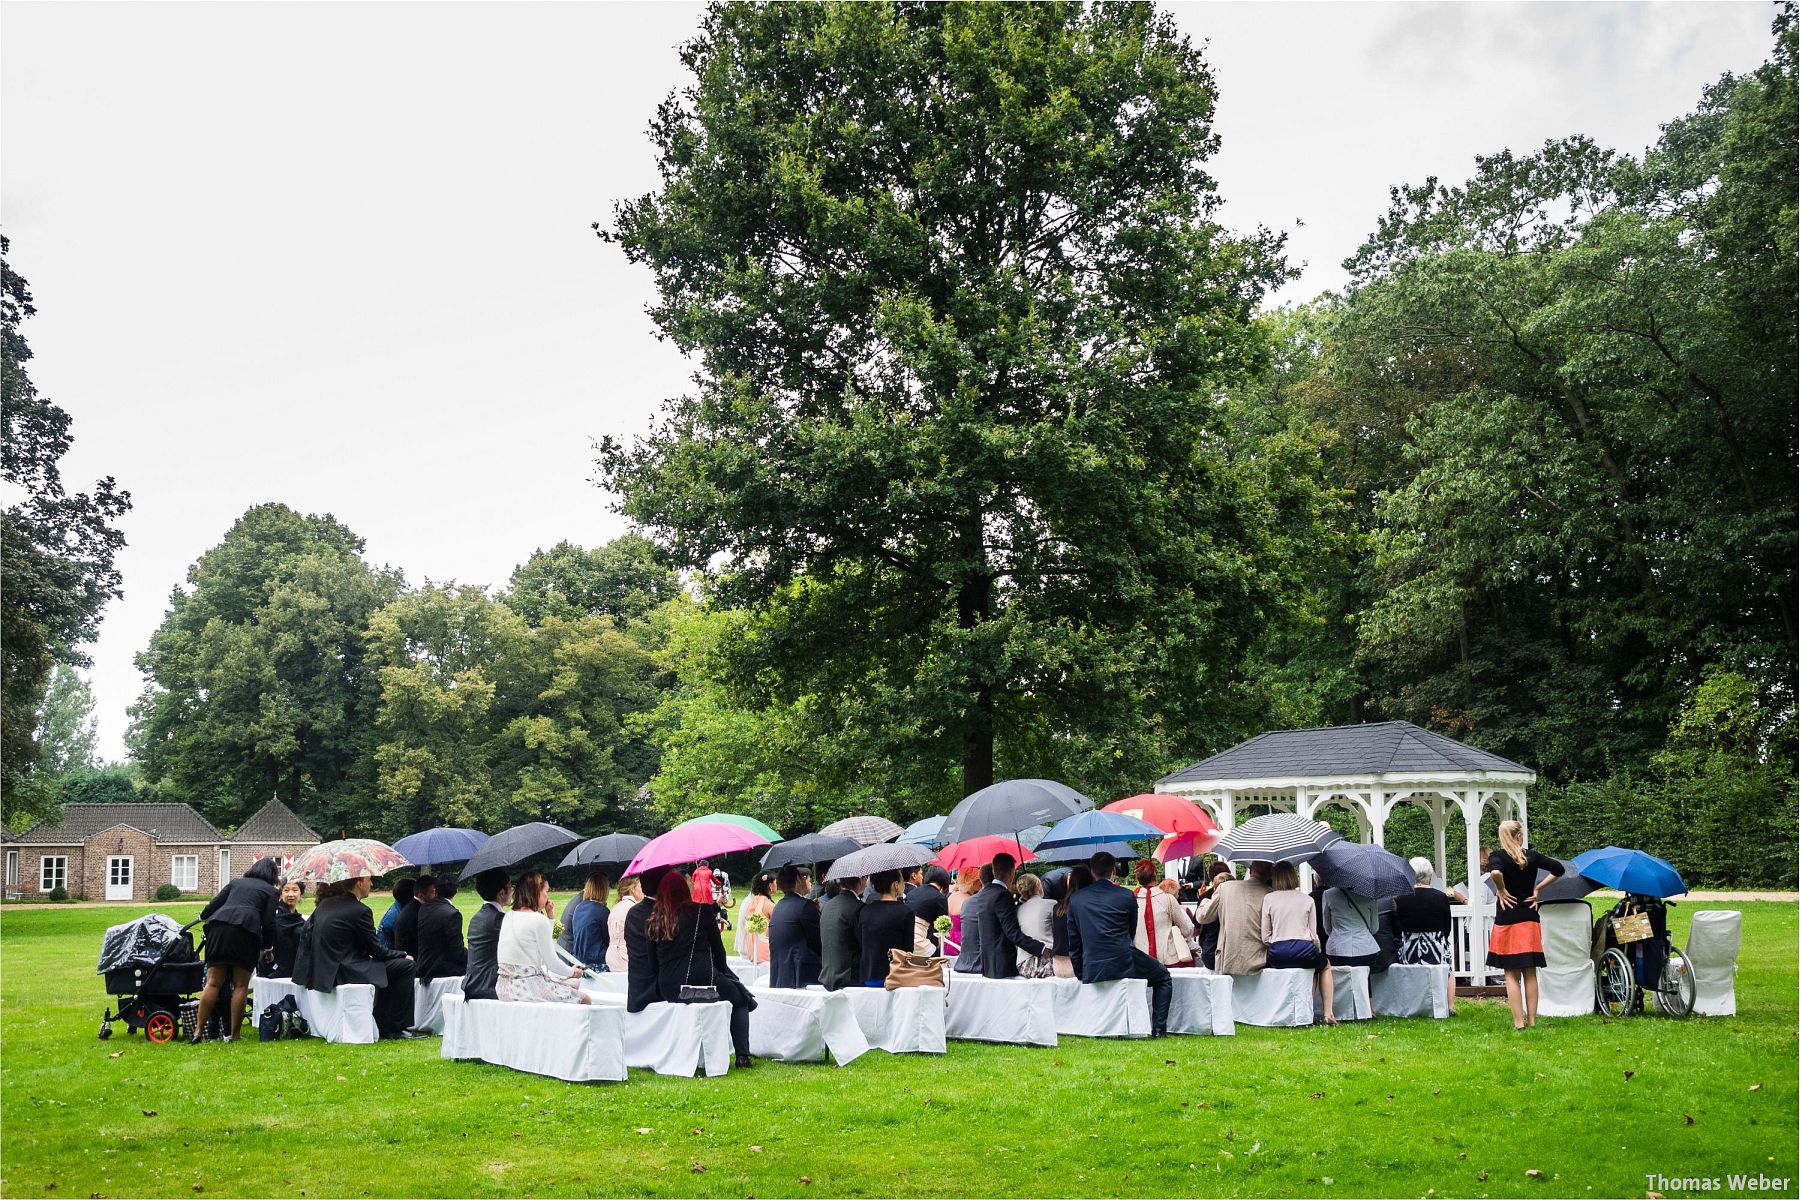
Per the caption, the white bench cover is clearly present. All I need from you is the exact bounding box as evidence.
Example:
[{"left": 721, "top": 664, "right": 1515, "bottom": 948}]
[
  {"left": 1315, "top": 965, "right": 1372, "bottom": 1022},
  {"left": 414, "top": 976, "right": 462, "bottom": 1034},
  {"left": 585, "top": 992, "right": 735, "bottom": 1077},
  {"left": 1369, "top": 963, "right": 1450, "bottom": 1018},
  {"left": 1047, "top": 976, "right": 1151, "bottom": 1038},
  {"left": 441, "top": 995, "right": 625, "bottom": 1082},
  {"left": 1538, "top": 903, "right": 1597, "bottom": 1018},
  {"left": 1686, "top": 910, "right": 1742, "bottom": 1017},
  {"left": 832, "top": 984, "right": 947, "bottom": 1054},
  {"left": 253, "top": 976, "right": 378, "bottom": 1044},
  {"left": 944, "top": 973, "right": 1058, "bottom": 1046},
  {"left": 749, "top": 987, "right": 869, "bottom": 1065},
  {"left": 1166, "top": 969, "right": 1235, "bottom": 1036},
  {"left": 1228, "top": 968, "right": 1316, "bottom": 1028}
]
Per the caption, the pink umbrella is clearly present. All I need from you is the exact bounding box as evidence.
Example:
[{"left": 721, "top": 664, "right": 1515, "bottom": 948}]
[
  {"left": 934, "top": 835, "right": 1037, "bottom": 872},
  {"left": 626, "top": 822, "right": 772, "bottom": 875}
]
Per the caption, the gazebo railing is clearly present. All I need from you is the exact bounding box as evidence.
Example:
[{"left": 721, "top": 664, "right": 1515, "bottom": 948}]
[{"left": 1450, "top": 902, "right": 1496, "bottom": 987}]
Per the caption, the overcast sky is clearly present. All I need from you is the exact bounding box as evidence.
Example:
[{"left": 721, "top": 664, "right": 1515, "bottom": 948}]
[{"left": 1, "top": 2, "right": 1776, "bottom": 761}]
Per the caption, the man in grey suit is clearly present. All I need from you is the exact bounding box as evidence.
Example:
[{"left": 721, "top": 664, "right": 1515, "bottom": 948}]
[
  {"left": 819, "top": 874, "right": 865, "bottom": 990},
  {"left": 973, "top": 853, "right": 1047, "bottom": 979},
  {"left": 952, "top": 866, "right": 992, "bottom": 973},
  {"left": 460, "top": 868, "right": 511, "bottom": 1002}
]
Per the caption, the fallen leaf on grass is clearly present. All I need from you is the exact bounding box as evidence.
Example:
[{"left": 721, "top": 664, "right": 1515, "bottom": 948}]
[
  {"left": 1526, "top": 1169, "right": 1544, "bottom": 1179},
  {"left": 634, "top": 1128, "right": 652, "bottom": 1135},
  {"left": 1431, "top": 1088, "right": 1441, "bottom": 1096},
  {"left": 1457, "top": 1153, "right": 1467, "bottom": 1160},
  {"left": 334, "top": 1075, "right": 347, "bottom": 1082},
  {"left": 1309, "top": 1092, "right": 1324, "bottom": 1100},
  {"left": 511, "top": 1133, "right": 523, "bottom": 1139},
  {"left": 107, "top": 1051, "right": 124, "bottom": 1059},
  {"left": 691, "top": 1127, "right": 705, "bottom": 1136},
  {"left": 749, "top": 1146, "right": 762, "bottom": 1153},
  {"left": 1683, "top": 1113, "right": 1695, "bottom": 1125},
  {"left": 140, "top": 1111, "right": 156, "bottom": 1118},
  {"left": 797, "top": 1177, "right": 813, "bottom": 1186},
  {"left": 691, "top": 1163, "right": 707, "bottom": 1174},
  {"left": 1749, "top": 1084, "right": 1762, "bottom": 1092},
  {"left": 192, "top": 1186, "right": 204, "bottom": 1193},
  {"left": 1164, "top": 1059, "right": 1177, "bottom": 1066},
  {"left": 1624, "top": 1070, "right": 1634, "bottom": 1081},
  {"left": 1476, "top": 1169, "right": 1489, "bottom": 1182}
]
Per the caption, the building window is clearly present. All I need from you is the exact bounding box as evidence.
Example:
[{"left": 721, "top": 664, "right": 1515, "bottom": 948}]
[
  {"left": 5, "top": 850, "right": 17, "bottom": 886},
  {"left": 40, "top": 856, "right": 67, "bottom": 892},
  {"left": 171, "top": 855, "right": 198, "bottom": 891},
  {"left": 218, "top": 848, "right": 231, "bottom": 884}
]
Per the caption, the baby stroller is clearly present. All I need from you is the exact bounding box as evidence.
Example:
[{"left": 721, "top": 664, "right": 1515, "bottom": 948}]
[
  {"left": 98, "top": 913, "right": 208, "bottom": 1043},
  {"left": 1593, "top": 895, "right": 1695, "bottom": 1018}
]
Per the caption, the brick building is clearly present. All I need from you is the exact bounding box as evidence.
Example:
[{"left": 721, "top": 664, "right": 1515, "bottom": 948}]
[{"left": 2, "top": 798, "right": 321, "bottom": 902}]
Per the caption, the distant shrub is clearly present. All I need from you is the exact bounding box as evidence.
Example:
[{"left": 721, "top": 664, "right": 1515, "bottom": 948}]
[
  {"left": 48, "top": 885, "right": 69, "bottom": 902},
  {"left": 154, "top": 884, "right": 182, "bottom": 901}
]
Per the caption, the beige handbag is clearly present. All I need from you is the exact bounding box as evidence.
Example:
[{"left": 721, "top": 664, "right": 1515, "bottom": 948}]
[
  {"left": 1611, "top": 910, "right": 1653, "bottom": 945},
  {"left": 885, "top": 948, "right": 948, "bottom": 989}
]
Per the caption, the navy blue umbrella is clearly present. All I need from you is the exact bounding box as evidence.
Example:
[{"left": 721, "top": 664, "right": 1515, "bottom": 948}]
[
  {"left": 1312, "top": 840, "right": 1413, "bottom": 899},
  {"left": 391, "top": 827, "right": 488, "bottom": 866}
]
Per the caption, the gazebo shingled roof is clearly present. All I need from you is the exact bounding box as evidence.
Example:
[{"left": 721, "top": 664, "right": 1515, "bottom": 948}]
[{"left": 1158, "top": 721, "right": 1528, "bottom": 787}]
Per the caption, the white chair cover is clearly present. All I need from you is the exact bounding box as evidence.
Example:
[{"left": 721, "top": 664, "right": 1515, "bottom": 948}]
[
  {"left": 414, "top": 976, "right": 462, "bottom": 1034},
  {"left": 834, "top": 985, "right": 947, "bottom": 1054},
  {"left": 1314, "top": 965, "right": 1372, "bottom": 1021},
  {"left": 439, "top": 995, "right": 626, "bottom": 1082},
  {"left": 252, "top": 976, "right": 378, "bottom": 1044},
  {"left": 1166, "top": 969, "right": 1235, "bottom": 1035},
  {"left": 1369, "top": 963, "right": 1449, "bottom": 1018},
  {"left": 1046, "top": 976, "right": 1152, "bottom": 1038},
  {"left": 1537, "top": 903, "right": 1596, "bottom": 1018},
  {"left": 1685, "top": 910, "right": 1742, "bottom": 1017},
  {"left": 583, "top": 973, "right": 629, "bottom": 996},
  {"left": 1228, "top": 969, "right": 1315, "bottom": 1027},
  {"left": 943, "top": 974, "right": 1058, "bottom": 1046},
  {"left": 725, "top": 957, "right": 771, "bottom": 987},
  {"left": 584, "top": 993, "right": 736, "bottom": 1076},
  {"left": 749, "top": 987, "right": 870, "bottom": 1064}
]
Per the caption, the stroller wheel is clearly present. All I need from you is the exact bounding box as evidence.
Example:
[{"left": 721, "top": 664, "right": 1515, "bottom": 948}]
[{"left": 145, "top": 1010, "right": 178, "bottom": 1044}]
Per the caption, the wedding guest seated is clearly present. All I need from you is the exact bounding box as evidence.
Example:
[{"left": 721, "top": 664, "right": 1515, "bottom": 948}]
[
  {"left": 735, "top": 872, "right": 776, "bottom": 964},
  {"left": 1394, "top": 856, "right": 1457, "bottom": 1016},
  {"left": 858, "top": 870, "right": 915, "bottom": 984},
  {"left": 1196, "top": 860, "right": 1272, "bottom": 975},
  {"left": 1012, "top": 872, "right": 1056, "bottom": 978},
  {"left": 606, "top": 876, "right": 642, "bottom": 975},
  {"left": 461, "top": 868, "right": 512, "bottom": 1002},
  {"left": 1321, "top": 882, "right": 1385, "bottom": 970},
  {"left": 630, "top": 870, "right": 757, "bottom": 1070},
  {"left": 498, "top": 870, "right": 589, "bottom": 1005},
  {"left": 297, "top": 875, "right": 424, "bottom": 1039},
  {"left": 258, "top": 878, "right": 307, "bottom": 979},
  {"left": 820, "top": 873, "right": 865, "bottom": 990},
  {"left": 567, "top": 873, "right": 612, "bottom": 969},
  {"left": 952, "top": 866, "right": 993, "bottom": 974},
  {"left": 768, "top": 866, "right": 822, "bottom": 989},
  {"left": 1065, "top": 852, "right": 1171, "bottom": 1037},
  {"left": 1133, "top": 860, "right": 1197, "bottom": 968},
  {"left": 944, "top": 868, "right": 982, "bottom": 956},
  {"left": 377, "top": 877, "right": 415, "bottom": 950},
  {"left": 1051, "top": 866, "right": 1092, "bottom": 978},
  {"left": 395, "top": 878, "right": 422, "bottom": 956},
  {"left": 906, "top": 865, "right": 951, "bottom": 953},
  {"left": 1193, "top": 862, "right": 1233, "bottom": 970},
  {"left": 413, "top": 873, "right": 467, "bottom": 984},
  {"left": 1261, "top": 863, "right": 1322, "bottom": 969}
]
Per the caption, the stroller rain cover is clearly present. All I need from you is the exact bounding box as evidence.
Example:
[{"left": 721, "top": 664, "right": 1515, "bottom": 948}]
[{"left": 96, "top": 913, "right": 195, "bottom": 974}]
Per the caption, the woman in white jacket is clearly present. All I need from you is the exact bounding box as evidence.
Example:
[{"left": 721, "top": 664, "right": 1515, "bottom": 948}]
[
  {"left": 1133, "top": 860, "right": 1197, "bottom": 967},
  {"left": 605, "top": 876, "right": 642, "bottom": 975},
  {"left": 497, "top": 871, "right": 589, "bottom": 1005}
]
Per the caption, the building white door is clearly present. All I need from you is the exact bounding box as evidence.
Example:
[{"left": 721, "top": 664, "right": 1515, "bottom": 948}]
[
  {"left": 219, "top": 849, "right": 231, "bottom": 886},
  {"left": 106, "top": 856, "right": 134, "bottom": 901}
]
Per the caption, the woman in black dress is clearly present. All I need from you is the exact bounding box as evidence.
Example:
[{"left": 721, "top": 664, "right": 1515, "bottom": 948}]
[
  {"left": 631, "top": 870, "right": 758, "bottom": 1069},
  {"left": 857, "top": 870, "right": 915, "bottom": 984},
  {"left": 1486, "top": 820, "right": 1564, "bottom": 1030},
  {"left": 193, "top": 857, "right": 280, "bottom": 1041},
  {"left": 1393, "top": 856, "right": 1456, "bottom": 1017}
]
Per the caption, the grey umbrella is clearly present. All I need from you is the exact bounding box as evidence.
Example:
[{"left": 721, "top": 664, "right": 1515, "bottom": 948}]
[
  {"left": 816, "top": 815, "right": 906, "bottom": 846},
  {"left": 558, "top": 834, "right": 650, "bottom": 870},
  {"left": 1212, "top": 813, "right": 1343, "bottom": 865},
  {"left": 823, "top": 841, "right": 937, "bottom": 882},
  {"left": 458, "top": 821, "right": 584, "bottom": 880},
  {"left": 1536, "top": 858, "right": 1602, "bottom": 904},
  {"left": 762, "top": 834, "right": 862, "bottom": 870},
  {"left": 935, "top": 779, "right": 1094, "bottom": 846},
  {"left": 1312, "top": 840, "right": 1414, "bottom": 899}
]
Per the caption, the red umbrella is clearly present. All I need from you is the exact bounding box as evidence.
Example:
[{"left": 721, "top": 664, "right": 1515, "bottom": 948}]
[
  {"left": 1103, "top": 793, "right": 1220, "bottom": 856},
  {"left": 934, "top": 835, "right": 1038, "bottom": 872}
]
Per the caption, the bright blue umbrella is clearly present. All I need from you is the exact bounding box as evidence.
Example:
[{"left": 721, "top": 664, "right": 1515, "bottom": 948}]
[
  {"left": 1036, "top": 809, "right": 1164, "bottom": 852},
  {"left": 391, "top": 827, "right": 489, "bottom": 865},
  {"left": 1570, "top": 846, "right": 1687, "bottom": 898},
  {"left": 898, "top": 815, "right": 946, "bottom": 846},
  {"left": 1036, "top": 840, "right": 1141, "bottom": 864}
]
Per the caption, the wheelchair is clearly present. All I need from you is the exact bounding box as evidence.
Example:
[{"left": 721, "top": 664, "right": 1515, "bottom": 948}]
[{"left": 1594, "top": 895, "right": 1695, "bottom": 1018}]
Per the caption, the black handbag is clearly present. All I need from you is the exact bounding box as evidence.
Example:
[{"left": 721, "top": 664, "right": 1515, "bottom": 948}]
[
  {"left": 677, "top": 911, "right": 719, "bottom": 1003},
  {"left": 257, "top": 1004, "right": 284, "bottom": 1041}
]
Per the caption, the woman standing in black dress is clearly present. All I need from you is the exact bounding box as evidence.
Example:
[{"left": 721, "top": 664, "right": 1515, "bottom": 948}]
[
  {"left": 1486, "top": 820, "right": 1564, "bottom": 1030},
  {"left": 193, "top": 857, "right": 280, "bottom": 1041}
]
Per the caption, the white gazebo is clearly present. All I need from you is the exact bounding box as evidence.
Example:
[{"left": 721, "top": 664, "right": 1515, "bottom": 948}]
[{"left": 1157, "top": 720, "right": 1535, "bottom": 985}]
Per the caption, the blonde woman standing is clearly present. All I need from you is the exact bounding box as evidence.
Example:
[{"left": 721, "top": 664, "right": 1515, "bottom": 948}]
[
  {"left": 605, "top": 876, "right": 643, "bottom": 975},
  {"left": 1486, "top": 819, "right": 1564, "bottom": 1030}
]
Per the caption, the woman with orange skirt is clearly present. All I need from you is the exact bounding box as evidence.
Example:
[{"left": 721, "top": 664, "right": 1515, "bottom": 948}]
[{"left": 1486, "top": 819, "right": 1564, "bottom": 1030}]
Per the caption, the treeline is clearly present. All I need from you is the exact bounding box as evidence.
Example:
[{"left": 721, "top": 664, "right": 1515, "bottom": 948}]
[{"left": 11, "top": 4, "right": 1794, "bottom": 886}]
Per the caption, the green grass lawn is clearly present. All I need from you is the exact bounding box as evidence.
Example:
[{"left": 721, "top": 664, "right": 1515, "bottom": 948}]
[{"left": 2, "top": 895, "right": 1794, "bottom": 1199}]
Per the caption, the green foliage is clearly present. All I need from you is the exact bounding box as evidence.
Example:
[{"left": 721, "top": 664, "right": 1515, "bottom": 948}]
[
  {"left": 127, "top": 504, "right": 402, "bottom": 832},
  {"left": 33, "top": 665, "right": 98, "bottom": 776},
  {"left": 1, "top": 238, "right": 131, "bottom": 820},
  {"left": 501, "top": 535, "right": 681, "bottom": 629},
  {"left": 602, "top": 0, "right": 1292, "bottom": 801},
  {"left": 46, "top": 886, "right": 67, "bottom": 902},
  {"left": 50, "top": 764, "right": 140, "bottom": 807},
  {"left": 154, "top": 883, "right": 182, "bottom": 901}
]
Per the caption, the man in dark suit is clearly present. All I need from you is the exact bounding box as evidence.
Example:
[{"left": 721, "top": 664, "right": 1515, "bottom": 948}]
[
  {"left": 767, "top": 866, "right": 822, "bottom": 989},
  {"left": 412, "top": 874, "right": 466, "bottom": 983},
  {"left": 818, "top": 874, "right": 864, "bottom": 990},
  {"left": 395, "top": 882, "right": 422, "bottom": 956},
  {"left": 460, "top": 869, "right": 511, "bottom": 1002},
  {"left": 974, "top": 853, "right": 1047, "bottom": 979},
  {"left": 907, "top": 865, "right": 950, "bottom": 951},
  {"left": 299, "top": 875, "right": 424, "bottom": 1039},
  {"left": 1066, "top": 851, "right": 1172, "bottom": 1036}
]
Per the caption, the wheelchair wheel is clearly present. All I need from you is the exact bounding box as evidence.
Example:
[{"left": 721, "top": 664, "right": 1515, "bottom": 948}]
[
  {"left": 1597, "top": 947, "right": 1640, "bottom": 1017},
  {"left": 1653, "top": 947, "right": 1696, "bottom": 1017}
]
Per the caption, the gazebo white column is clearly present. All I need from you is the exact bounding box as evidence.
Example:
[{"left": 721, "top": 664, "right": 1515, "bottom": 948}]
[{"left": 1455, "top": 788, "right": 1491, "bottom": 986}]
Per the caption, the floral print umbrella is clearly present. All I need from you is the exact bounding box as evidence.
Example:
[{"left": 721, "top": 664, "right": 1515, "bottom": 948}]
[{"left": 284, "top": 838, "right": 411, "bottom": 884}]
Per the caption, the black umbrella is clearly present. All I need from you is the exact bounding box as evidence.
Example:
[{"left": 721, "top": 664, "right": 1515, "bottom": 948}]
[
  {"left": 762, "top": 834, "right": 862, "bottom": 870},
  {"left": 935, "top": 778, "right": 1094, "bottom": 846},
  {"left": 559, "top": 834, "right": 650, "bottom": 870},
  {"left": 459, "top": 821, "right": 584, "bottom": 880},
  {"left": 1537, "top": 857, "right": 1603, "bottom": 904},
  {"left": 1312, "top": 840, "right": 1413, "bottom": 899}
]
